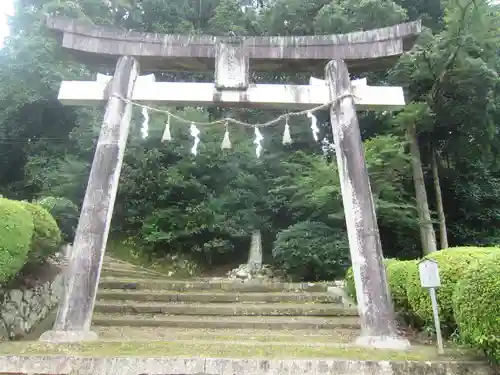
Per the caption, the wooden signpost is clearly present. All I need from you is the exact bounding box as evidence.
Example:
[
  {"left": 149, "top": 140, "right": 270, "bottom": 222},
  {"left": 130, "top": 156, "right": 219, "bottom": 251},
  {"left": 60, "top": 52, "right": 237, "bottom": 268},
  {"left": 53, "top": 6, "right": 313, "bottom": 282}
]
[{"left": 418, "top": 258, "right": 445, "bottom": 354}]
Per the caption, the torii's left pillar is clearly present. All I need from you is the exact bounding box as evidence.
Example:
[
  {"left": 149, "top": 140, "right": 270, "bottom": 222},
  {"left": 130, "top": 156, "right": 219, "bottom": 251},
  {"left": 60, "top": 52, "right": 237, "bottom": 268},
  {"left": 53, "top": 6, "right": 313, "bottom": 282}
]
[{"left": 40, "top": 56, "right": 139, "bottom": 343}]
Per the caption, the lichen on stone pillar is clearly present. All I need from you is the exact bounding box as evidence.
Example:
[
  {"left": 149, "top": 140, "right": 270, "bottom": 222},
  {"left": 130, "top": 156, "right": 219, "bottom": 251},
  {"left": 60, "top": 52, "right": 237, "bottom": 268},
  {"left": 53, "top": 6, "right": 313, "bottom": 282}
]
[
  {"left": 326, "top": 59, "right": 410, "bottom": 350},
  {"left": 247, "top": 230, "right": 263, "bottom": 273}
]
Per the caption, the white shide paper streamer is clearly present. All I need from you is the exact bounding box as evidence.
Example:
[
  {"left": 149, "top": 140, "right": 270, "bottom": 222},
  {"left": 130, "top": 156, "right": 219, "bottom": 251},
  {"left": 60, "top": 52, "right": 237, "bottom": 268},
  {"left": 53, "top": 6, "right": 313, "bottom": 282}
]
[{"left": 190, "top": 122, "right": 200, "bottom": 155}]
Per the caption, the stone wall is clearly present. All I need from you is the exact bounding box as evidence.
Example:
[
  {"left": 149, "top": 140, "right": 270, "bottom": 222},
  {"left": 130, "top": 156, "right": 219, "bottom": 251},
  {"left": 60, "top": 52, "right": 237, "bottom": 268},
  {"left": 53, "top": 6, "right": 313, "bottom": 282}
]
[
  {"left": 0, "top": 356, "right": 495, "bottom": 375},
  {"left": 0, "top": 271, "right": 63, "bottom": 340}
]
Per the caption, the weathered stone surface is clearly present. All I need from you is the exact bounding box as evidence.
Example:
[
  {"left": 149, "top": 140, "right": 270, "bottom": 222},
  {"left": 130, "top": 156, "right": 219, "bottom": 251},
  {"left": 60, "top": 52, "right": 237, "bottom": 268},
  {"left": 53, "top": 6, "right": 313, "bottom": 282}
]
[
  {"left": 0, "top": 274, "right": 64, "bottom": 341},
  {"left": 97, "top": 278, "right": 330, "bottom": 292},
  {"left": 92, "top": 301, "right": 357, "bottom": 316},
  {"left": 46, "top": 56, "right": 140, "bottom": 339},
  {"left": 38, "top": 330, "right": 99, "bottom": 343},
  {"left": 247, "top": 230, "right": 263, "bottom": 273},
  {"left": 91, "top": 314, "right": 361, "bottom": 330},
  {"left": 58, "top": 79, "right": 406, "bottom": 110},
  {"left": 0, "top": 356, "right": 494, "bottom": 375},
  {"left": 326, "top": 60, "right": 407, "bottom": 350},
  {"left": 96, "top": 289, "right": 342, "bottom": 304},
  {"left": 226, "top": 264, "right": 277, "bottom": 282},
  {"left": 46, "top": 17, "right": 421, "bottom": 73},
  {"left": 9, "top": 289, "right": 23, "bottom": 306}
]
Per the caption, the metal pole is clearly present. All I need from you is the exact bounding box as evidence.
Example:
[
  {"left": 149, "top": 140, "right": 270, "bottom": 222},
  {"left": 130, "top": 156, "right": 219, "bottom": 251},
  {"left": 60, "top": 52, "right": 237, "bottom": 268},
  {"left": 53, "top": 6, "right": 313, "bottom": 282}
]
[{"left": 429, "top": 287, "right": 445, "bottom": 354}]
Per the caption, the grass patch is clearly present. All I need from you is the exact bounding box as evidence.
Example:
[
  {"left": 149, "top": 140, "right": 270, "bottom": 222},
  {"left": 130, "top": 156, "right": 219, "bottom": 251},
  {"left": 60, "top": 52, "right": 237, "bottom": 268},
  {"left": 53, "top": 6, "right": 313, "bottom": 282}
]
[
  {"left": 106, "top": 239, "right": 198, "bottom": 279},
  {"left": 0, "top": 341, "right": 482, "bottom": 361}
]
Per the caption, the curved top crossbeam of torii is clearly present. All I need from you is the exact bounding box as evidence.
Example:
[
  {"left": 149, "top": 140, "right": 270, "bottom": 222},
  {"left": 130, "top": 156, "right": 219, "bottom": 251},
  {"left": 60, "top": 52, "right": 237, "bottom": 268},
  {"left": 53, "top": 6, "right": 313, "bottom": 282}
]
[{"left": 47, "top": 17, "right": 421, "bottom": 74}]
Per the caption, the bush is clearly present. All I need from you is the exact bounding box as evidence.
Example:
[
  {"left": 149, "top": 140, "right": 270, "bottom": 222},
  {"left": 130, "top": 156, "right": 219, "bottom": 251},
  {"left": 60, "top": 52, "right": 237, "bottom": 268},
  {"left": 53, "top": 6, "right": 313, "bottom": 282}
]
[
  {"left": 387, "top": 260, "right": 416, "bottom": 310},
  {"left": 406, "top": 246, "right": 500, "bottom": 331},
  {"left": 344, "top": 258, "right": 401, "bottom": 303},
  {"left": 345, "top": 266, "right": 356, "bottom": 299},
  {"left": 21, "top": 202, "right": 62, "bottom": 261},
  {"left": 0, "top": 198, "right": 34, "bottom": 283},
  {"left": 453, "top": 252, "right": 500, "bottom": 363},
  {"left": 272, "top": 221, "right": 350, "bottom": 281},
  {"left": 36, "top": 197, "right": 79, "bottom": 243}
]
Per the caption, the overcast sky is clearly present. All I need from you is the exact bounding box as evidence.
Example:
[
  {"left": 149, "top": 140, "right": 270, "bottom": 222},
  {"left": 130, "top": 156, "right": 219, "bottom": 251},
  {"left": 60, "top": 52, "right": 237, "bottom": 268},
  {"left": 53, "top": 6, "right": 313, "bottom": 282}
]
[{"left": 0, "top": 0, "right": 13, "bottom": 47}]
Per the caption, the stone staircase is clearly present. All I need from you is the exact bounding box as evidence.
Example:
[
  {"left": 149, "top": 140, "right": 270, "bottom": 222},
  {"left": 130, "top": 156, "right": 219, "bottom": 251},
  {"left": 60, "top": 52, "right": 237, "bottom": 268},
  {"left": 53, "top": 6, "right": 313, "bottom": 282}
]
[
  {"left": 92, "top": 257, "right": 360, "bottom": 343},
  {"left": 7, "top": 258, "right": 490, "bottom": 375}
]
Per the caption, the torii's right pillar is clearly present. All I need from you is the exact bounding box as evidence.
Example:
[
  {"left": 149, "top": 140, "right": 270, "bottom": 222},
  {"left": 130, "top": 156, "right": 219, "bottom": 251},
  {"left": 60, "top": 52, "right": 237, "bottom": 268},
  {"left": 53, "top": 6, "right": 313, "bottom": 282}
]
[{"left": 326, "top": 60, "right": 410, "bottom": 349}]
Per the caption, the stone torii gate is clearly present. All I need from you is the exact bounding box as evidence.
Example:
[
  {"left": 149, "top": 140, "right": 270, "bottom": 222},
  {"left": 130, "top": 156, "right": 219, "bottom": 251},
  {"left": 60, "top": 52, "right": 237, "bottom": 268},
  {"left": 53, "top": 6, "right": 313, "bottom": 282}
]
[{"left": 40, "top": 17, "right": 421, "bottom": 348}]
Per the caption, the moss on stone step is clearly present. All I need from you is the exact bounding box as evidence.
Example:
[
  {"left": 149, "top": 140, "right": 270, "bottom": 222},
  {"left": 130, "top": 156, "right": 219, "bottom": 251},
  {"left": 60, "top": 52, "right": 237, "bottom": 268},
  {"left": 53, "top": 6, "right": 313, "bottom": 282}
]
[
  {"left": 96, "top": 289, "right": 342, "bottom": 304},
  {"left": 92, "top": 313, "right": 360, "bottom": 330},
  {"left": 93, "top": 301, "right": 357, "bottom": 316},
  {"left": 100, "top": 269, "right": 166, "bottom": 279},
  {"left": 98, "top": 278, "right": 329, "bottom": 293},
  {"left": 0, "top": 340, "right": 480, "bottom": 362},
  {"left": 94, "top": 326, "right": 358, "bottom": 343}
]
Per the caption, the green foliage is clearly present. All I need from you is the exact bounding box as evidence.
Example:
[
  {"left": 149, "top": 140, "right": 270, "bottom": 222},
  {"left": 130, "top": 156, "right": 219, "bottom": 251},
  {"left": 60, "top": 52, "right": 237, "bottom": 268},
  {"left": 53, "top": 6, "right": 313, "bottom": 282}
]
[
  {"left": 272, "top": 221, "right": 350, "bottom": 281},
  {"left": 0, "top": 198, "right": 34, "bottom": 283},
  {"left": 208, "top": 0, "right": 248, "bottom": 35},
  {"left": 386, "top": 260, "right": 416, "bottom": 310},
  {"left": 107, "top": 237, "right": 201, "bottom": 278},
  {"left": 453, "top": 252, "right": 500, "bottom": 363},
  {"left": 442, "top": 161, "right": 500, "bottom": 246},
  {"left": 345, "top": 266, "right": 356, "bottom": 300},
  {"left": 36, "top": 197, "right": 79, "bottom": 243},
  {"left": 1, "top": 0, "right": 500, "bottom": 308},
  {"left": 406, "top": 247, "right": 500, "bottom": 331},
  {"left": 20, "top": 202, "right": 62, "bottom": 261}
]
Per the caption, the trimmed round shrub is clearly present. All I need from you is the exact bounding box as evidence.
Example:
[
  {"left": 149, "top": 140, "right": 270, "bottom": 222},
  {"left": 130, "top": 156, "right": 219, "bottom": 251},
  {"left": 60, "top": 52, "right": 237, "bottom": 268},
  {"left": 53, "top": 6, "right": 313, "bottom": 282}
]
[
  {"left": 387, "top": 260, "right": 416, "bottom": 310},
  {"left": 0, "top": 198, "right": 34, "bottom": 283},
  {"left": 406, "top": 246, "right": 500, "bottom": 331},
  {"left": 453, "top": 252, "right": 500, "bottom": 363},
  {"left": 36, "top": 197, "right": 78, "bottom": 243},
  {"left": 21, "top": 202, "right": 62, "bottom": 261},
  {"left": 272, "top": 221, "right": 350, "bottom": 281},
  {"left": 344, "top": 258, "right": 401, "bottom": 303}
]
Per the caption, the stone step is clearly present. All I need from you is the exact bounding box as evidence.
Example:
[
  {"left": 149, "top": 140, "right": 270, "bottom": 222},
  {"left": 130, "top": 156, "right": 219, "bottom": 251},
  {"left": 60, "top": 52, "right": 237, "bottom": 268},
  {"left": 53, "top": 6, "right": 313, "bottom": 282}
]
[
  {"left": 96, "top": 289, "right": 342, "bottom": 304},
  {"left": 101, "top": 265, "right": 164, "bottom": 274},
  {"left": 100, "top": 268, "right": 166, "bottom": 279},
  {"left": 102, "top": 264, "right": 157, "bottom": 274},
  {"left": 98, "top": 278, "right": 329, "bottom": 293},
  {"left": 93, "top": 301, "right": 357, "bottom": 316},
  {"left": 101, "top": 260, "right": 138, "bottom": 269},
  {"left": 93, "top": 326, "right": 358, "bottom": 343},
  {"left": 101, "top": 256, "right": 169, "bottom": 276},
  {"left": 3, "top": 349, "right": 490, "bottom": 374},
  {"left": 92, "top": 314, "right": 360, "bottom": 330}
]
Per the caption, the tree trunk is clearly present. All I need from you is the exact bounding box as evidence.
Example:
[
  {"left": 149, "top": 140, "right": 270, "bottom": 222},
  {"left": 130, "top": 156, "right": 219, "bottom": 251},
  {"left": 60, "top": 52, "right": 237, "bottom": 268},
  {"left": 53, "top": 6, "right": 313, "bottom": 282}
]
[
  {"left": 406, "top": 123, "right": 437, "bottom": 254},
  {"left": 431, "top": 148, "right": 448, "bottom": 249}
]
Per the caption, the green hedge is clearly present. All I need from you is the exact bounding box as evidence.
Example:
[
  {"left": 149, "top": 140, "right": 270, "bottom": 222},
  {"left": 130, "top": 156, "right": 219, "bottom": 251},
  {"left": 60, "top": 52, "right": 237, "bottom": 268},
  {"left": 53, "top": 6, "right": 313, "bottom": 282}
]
[
  {"left": 0, "top": 198, "right": 34, "bottom": 283},
  {"left": 453, "top": 252, "right": 500, "bottom": 363},
  {"left": 21, "top": 202, "right": 62, "bottom": 261},
  {"left": 386, "top": 260, "right": 416, "bottom": 310},
  {"left": 406, "top": 247, "right": 500, "bottom": 331}
]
